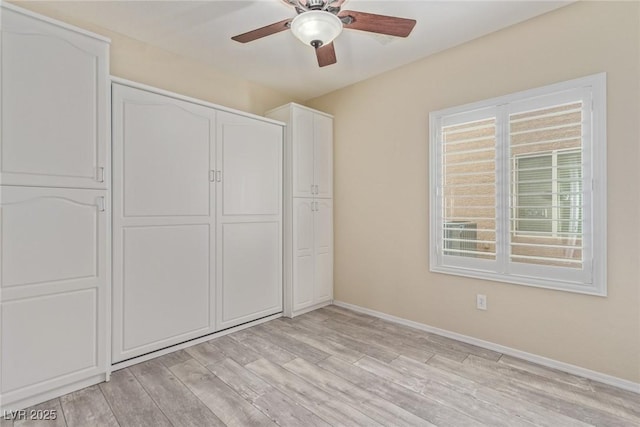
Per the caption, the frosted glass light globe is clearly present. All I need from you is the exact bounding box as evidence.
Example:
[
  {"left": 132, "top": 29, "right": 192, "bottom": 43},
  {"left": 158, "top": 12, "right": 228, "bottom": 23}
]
[{"left": 290, "top": 10, "right": 343, "bottom": 47}]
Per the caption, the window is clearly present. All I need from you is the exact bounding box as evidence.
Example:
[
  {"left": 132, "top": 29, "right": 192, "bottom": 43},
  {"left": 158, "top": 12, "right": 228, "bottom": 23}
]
[
  {"left": 514, "top": 149, "right": 582, "bottom": 236},
  {"left": 429, "top": 74, "right": 606, "bottom": 295}
]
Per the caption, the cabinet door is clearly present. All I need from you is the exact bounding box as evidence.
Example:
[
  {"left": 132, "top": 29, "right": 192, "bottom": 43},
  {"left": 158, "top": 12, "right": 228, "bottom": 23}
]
[
  {"left": 112, "top": 84, "right": 216, "bottom": 362},
  {"left": 314, "top": 114, "right": 333, "bottom": 199},
  {"left": 216, "top": 112, "right": 283, "bottom": 330},
  {"left": 0, "top": 7, "right": 109, "bottom": 189},
  {"left": 292, "top": 107, "right": 315, "bottom": 198},
  {"left": 293, "top": 198, "right": 315, "bottom": 311},
  {"left": 314, "top": 199, "right": 333, "bottom": 303},
  {"left": 0, "top": 186, "right": 107, "bottom": 405}
]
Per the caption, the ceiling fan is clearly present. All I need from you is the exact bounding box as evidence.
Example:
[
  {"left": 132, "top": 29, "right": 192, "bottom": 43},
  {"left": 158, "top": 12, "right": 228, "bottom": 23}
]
[{"left": 231, "top": 0, "right": 417, "bottom": 67}]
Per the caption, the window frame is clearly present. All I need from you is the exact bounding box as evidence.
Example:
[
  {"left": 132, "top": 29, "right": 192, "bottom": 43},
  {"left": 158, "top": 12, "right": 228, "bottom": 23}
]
[{"left": 429, "top": 73, "right": 607, "bottom": 296}]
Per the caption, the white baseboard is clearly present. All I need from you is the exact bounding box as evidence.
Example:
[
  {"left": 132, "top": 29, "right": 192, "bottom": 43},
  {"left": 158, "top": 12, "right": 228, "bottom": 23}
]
[{"left": 333, "top": 300, "right": 640, "bottom": 394}]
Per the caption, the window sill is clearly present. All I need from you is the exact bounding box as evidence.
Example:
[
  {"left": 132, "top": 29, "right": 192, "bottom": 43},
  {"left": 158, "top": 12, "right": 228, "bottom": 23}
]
[{"left": 429, "top": 264, "right": 607, "bottom": 297}]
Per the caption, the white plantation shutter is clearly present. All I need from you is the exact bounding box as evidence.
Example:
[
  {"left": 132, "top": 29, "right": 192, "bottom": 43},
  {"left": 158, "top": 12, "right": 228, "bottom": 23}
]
[
  {"left": 442, "top": 116, "right": 496, "bottom": 260},
  {"left": 430, "top": 74, "right": 606, "bottom": 295}
]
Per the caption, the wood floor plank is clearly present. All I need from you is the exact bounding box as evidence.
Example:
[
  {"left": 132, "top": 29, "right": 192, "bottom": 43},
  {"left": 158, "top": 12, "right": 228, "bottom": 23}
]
[
  {"left": 391, "top": 355, "right": 589, "bottom": 427},
  {"left": 228, "top": 329, "right": 297, "bottom": 365},
  {"left": 129, "top": 358, "right": 225, "bottom": 427},
  {"left": 297, "top": 309, "right": 330, "bottom": 322},
  {"left": 271, "top": 318, "right": 364, "bottom": 362},
  {"left": 424, "top": 333, "right": 503, "bottom": 362},
  {"left": 355, "top": 355, "right": 536, "bottom": 427},
  {"left": 318, "top": 310, "right": 460, "bottom": 362},
  {"left": 99, "top": 369, "right": 172, "bottom": 427},
  {"left": 498, "top": 354, "right": 594, "bottom": 391},
  {"left": 590, "top": 381, "right": 640, "bottom": 415},
  {"left": 59, "top": 385, "right": 118, "bottom": 427},
  {"left": 251, "top": 323, "right": 331, "bottom": 363},
  {"left": 319, "top": 305, "right": 378, "bottom": 324},
  {"left": 322, "top": 317, "right": 435, "bottom": 362},
  {"left": 185, "top": 342, "right": 227, "bottom": 366},
  {"left": 246, "top": 358, "right": 384, "bottom": 427},
  {"left": 208, "top": 358, "right": 330, "bottom": 427},
  {"left": 290, "top": 316, "right": 400, "bottom": 362},
  {"left": 500, "top": 354, "right": 640, "bottom": 419},
  {"left": 464, "top": 354, "right": 640, "bottom": 423},
  {"left": 429, "top": 354, "right": 636, "bottom": 427},
  {"left": 156, "top": 349, "right": 193, "bottom": 369},
  {"left": 14, "top": 399, "right": 66, "bottom": 427},
  {"left": 284, "top": 358, "right": 435, "bottom": 427},
  {"left": 370, "top": 315, "right": 502, "bottom": 361},
  {"left": 318, "top": 355, "right": 485, "bottom": 426},
  {"left": 170, "top": 359, "right": 277, "bottom": 427},
  {"left": 205, "top": 358, "right": 270, "bottom": 401},
  {"left": 209, "top": 335, "right": 261, "bottom": 366}
]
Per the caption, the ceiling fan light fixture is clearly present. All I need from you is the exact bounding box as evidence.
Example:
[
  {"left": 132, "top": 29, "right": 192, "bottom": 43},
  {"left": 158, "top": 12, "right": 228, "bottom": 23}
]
[{"left": 290, "top": 10, "right": 343, "bottom": 48}]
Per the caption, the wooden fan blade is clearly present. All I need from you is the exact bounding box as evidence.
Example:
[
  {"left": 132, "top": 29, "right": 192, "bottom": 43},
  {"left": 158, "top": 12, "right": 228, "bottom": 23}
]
[
  {"left": 338, "top": 10, "right": 416, "bottom": 37},
  {"left": 231, "top": 18, "right": 292, "bottom": 43},
  {"left": 316, "top": 42, "right": 337, "bottom": 67}
]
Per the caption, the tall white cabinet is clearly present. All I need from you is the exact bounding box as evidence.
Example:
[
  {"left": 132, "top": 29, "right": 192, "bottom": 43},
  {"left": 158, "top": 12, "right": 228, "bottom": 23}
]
[
  {"left": 267, "top": 104, "right": 333, "bottom": 317},
  {"left": 0, "top": 4, "right": 111, "bottom": 411},
  {"left": 112, "top": 81, "right": 283, "bottom": 363}
]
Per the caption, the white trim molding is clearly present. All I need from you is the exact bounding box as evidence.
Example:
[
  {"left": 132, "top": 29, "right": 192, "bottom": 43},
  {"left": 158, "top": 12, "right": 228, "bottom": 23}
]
[{"left": 333, "top": 300, "right": 640, "bottom": 394}]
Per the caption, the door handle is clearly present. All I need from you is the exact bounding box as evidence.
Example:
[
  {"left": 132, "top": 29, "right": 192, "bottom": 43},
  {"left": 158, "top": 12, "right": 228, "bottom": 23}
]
[
  {"left": 97, "top": 196, "right": 105, "bottom": 212},
  {"left": 311, "top": 184, "right": 314, "bottom": 194},
  {"left": 96, "top": 167, "right": 105, "bottom": 183},
  {"left": 209, "top": 170, "right": 215, "bottom": 182},
  {"left": 216, "top": 170, "right": 222, "bottom": 182}
]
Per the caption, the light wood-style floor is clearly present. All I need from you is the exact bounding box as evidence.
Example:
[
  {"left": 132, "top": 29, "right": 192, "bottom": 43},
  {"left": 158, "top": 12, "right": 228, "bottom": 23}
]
[{"left": 3, "top": 305, "right": 639, "bottom": 427}]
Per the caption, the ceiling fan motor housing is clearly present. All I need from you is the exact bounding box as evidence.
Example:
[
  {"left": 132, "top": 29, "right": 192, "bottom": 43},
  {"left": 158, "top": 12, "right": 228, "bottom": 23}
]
[{"left": 306, "top": 0, "right": 328, "bottom": 11}]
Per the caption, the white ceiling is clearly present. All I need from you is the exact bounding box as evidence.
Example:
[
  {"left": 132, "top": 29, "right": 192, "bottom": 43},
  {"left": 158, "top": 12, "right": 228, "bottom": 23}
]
[{"left": 32, "top": 0, "right": 572, "bottom": 100}]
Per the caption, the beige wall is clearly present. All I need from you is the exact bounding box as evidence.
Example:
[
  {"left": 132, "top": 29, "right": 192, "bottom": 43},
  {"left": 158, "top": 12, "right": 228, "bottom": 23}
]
[
  {"left": 308, "top": 1, "right": 640, "bottom": 383},
  {"left": 10, "top": 1, "right": 294, "bottom": 115}
]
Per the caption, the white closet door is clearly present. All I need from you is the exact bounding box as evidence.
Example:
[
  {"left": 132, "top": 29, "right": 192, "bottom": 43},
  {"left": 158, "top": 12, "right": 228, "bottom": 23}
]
[
  {"left": 292, "top": 107, "right": 315, "bottom": 198},
  {"left": 314, "top": 199, "right": 333, "bottom": 303},
  {"left": 293, "top": 198, "right": 315, "bottom": 311},
  {"left": 314, "top": 113, "right": 333, "bottom": 199},
  {"left": 216, "top": 111, "right": 283, "bottom": 329},
  {"left": 0, "top": 7, "right": 109, "bottom": 189},
  {"left": 0, "top": 186, "right": 107, "bottom": 403},
  {"left": 112, "top": 84, "right": 216, "bottom": 362}
]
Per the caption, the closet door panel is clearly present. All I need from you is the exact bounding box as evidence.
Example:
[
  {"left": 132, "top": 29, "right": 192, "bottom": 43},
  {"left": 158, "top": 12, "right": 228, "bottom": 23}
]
[
  {"left": 1, "top": 8, "right": 108, "bottom": 188},
  {"left": 118, "top": 225, "right": 210, "bottom": 360},
  {"left": 313, "top": 114, "right": 333, "bottom": 198},
  {"left": 121, "top": 95, "right": 211, "bottom": 217},
  {"left": 1, "top": 290, "right": 97, "bottom": 394},
  {"left": 216, "top": 112, "right": 283, "bottom": 329},
  {"left": 293, "top": 199, "right": 314, "bottom": 310},
  {"left": 314, "top": 199, "right": 333, "bottom": 302},
  {"left": 220, "top": 123, "right": 281, "bottom": 216},
  {"left": 0, "top": 186, "right": 107, "bottom": 403},
  {"left": 112, "top": 83, "right": 216, "bottom": 363},
  {"left": 1, "top": 189, "right": 99, "bottom": 289},
  {"left": 292, "top": 107, "right": 314, "bottom": 198},
  {"left": 218, "top": 222, "right": 281, "bottom": 329}
]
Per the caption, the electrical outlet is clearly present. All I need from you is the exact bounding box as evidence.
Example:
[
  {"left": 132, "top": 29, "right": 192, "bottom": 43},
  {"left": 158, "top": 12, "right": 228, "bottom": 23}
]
[{"left": 476, "top": 294, "right": 487, "bottom": 310}]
